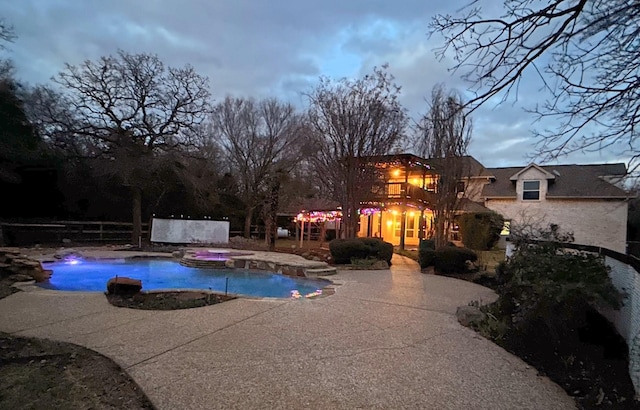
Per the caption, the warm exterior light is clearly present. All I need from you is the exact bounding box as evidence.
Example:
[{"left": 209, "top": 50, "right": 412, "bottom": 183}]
[{"left": 392, "top": 169, "right": 401, "bottom": 177}]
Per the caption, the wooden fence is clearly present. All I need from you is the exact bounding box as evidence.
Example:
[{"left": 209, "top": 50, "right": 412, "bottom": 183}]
[{"left": 0, "top": 221, "right": 148, "bottom": 246}]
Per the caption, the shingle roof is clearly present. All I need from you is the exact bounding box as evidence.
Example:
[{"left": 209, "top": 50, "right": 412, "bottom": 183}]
[
  {"left": 482, "top": 163, "right": 628, "bottom": 199},
  {"left": 457, "top": 198, "right": 491, "bottom": 213},
  {"left": 426, "top": 155, "right": 494, "bottom": 177}
]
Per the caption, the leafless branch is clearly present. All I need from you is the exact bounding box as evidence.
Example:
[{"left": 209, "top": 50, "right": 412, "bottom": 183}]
[
  {"left": 431, "top": 0, "right": 639, "bottom": 171},
  {"left": 305, "top": 66, "right": 408, "bottom": 238}
]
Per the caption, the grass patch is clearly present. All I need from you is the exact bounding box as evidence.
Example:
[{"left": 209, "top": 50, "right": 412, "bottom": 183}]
[{"left": 394, "top": 248, "right": 418, "bottom": 261}]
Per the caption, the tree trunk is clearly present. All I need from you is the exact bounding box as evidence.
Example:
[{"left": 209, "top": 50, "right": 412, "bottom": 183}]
[
  {"left": 434, "top": 213, "right": 447, "bottom": 249},
  {"left": 343, "top": 207, "right": 357, "bottom": 238},
  {"left": 131, "top": 186, "right": 142, "bottom": 246},
  {"left": 243, "top": 207, "right": 254, "bottom": 238},
  {"left": 265, "top": 176, "right": 282, "bottom": 251}
]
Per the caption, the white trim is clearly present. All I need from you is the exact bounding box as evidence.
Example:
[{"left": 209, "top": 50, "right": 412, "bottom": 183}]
[{"left": 509, "top": 163, "right": 556, "bottom": 181}]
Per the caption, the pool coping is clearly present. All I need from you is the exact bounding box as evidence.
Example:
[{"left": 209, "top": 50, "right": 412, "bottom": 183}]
[{"left": 12, "top": 279, "right": 340, "bottom": 301}]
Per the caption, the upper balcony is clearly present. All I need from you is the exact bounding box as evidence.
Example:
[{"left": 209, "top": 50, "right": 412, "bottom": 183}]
[{"left": 364, "top": 182, "right": 435, "bottom": 206}]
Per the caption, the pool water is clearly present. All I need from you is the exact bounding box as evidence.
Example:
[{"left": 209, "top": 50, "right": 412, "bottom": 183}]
[{"left": 40, "top": 259, "right": 330, "bottom": 298}]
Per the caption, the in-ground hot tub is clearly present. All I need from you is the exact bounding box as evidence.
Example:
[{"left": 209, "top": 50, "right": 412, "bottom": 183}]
[{"left": 180, "top": 249, "right": 254, "bottom": 269}]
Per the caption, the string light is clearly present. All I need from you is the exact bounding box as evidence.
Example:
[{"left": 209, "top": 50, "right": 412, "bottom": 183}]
[{"left": 294, "top": 210, "right": 342, "bottom": 223}]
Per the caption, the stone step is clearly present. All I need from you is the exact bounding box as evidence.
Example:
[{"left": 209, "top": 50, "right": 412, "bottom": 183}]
[{"left": 305, "top": 267, "right": 337, "bottom": 276}]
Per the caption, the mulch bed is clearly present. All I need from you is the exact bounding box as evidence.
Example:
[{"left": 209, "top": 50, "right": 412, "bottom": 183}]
[
  {"left": 106, "top": 291, "right": 236, "bottom": 310},
  {"left": 275, "top": 246, "right": 333, "bottom": 263},
  {"left": 0, "top": 332, "right": 155, "bottom": 409}
]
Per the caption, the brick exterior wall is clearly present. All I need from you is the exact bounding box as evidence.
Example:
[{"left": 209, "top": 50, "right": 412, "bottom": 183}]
[{"left": 486, "top": 198, "right": 628, "bottom": 253}]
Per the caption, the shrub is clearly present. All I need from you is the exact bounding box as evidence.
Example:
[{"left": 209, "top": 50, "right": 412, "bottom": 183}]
[
  {"left": 419, "top": 239, "right": 436, "bottom": 250},
  {"left": 458, "top": 212, "right": 505, "bottom": 251},
  {"left": 329, "top": 239, "right": 368, "bottom": 264},
  {"left": 483, "top": 223, "right": 622, "bottom": 350},
  {"left": 361, "top": 237, "right": 393, "bottom": 265},
  {"left": 419, "top": 248, "right": 436, "bottom": 268},
  {"left": 433, "top": 246, "right": 478, "bottom": 274},
  {"left": 419, "top": 238, "right": 455, "bottom": 251},
  {"left": 329, "top": 238, "right": 393, "bottom": 265}
]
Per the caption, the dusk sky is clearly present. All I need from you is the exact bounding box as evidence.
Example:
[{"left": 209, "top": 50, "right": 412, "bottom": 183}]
[{"left": 0, "top": 0, "right": 630, "bottom": 168}]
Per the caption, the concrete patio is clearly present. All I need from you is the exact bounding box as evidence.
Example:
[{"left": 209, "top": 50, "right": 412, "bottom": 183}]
[{"left": 0, "top": 254, "right": 575, "bottom": 409}]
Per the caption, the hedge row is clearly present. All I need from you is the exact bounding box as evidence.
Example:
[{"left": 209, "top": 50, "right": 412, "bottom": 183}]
[{"left": 329, "top": 238, "right": 393, "bottom": 265}]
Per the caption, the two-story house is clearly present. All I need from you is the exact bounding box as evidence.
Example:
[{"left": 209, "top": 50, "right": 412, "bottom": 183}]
[
  {"left": 480, "top": 163, "right": 630, "bottom": 253},
  {"left": 355, "top": 153, "right": 436, "bottom": 249},
  {"left": 351, "top": 154, "right": 630, "bottom": 253}
]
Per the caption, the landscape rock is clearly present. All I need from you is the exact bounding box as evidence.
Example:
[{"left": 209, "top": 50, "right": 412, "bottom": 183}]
[
  {"left": 456, "top": 305, "right": 486, "bottom": 327},
  {"left": 106, "top": 277, "right": 142, "bottom": 295},
  {"left": 7, "top": 274, "right": 34, "bottom": 282},
  {"left": 6, "top": 258, "right": 50, "bottom": 282},
  {"left": 465, "top": 260, "right": 479, "bottom": 272}
]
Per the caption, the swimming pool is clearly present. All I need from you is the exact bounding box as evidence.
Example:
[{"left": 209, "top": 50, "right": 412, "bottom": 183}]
[{"left": 40, "top": 259, "right": 330, "bottom": 298}]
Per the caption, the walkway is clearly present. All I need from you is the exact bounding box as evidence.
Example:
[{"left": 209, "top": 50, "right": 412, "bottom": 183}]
[{"left": 0, "top": 254, "right": 575, "bottom": 409}]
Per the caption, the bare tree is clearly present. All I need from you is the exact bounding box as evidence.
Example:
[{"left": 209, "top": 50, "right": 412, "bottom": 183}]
[
  {"left": 0, "top": 18, "right": 14, "bottom": 47},
  {"left": 306, "top": 67, "right": 407, "bottom": 239},
  {"left": 0, "top": 18, "right": 15, "bottom": 77},
  {"left": 211, "top": 96, "right": 305, "bottom": 245},
  {"left": 29, "top": 50, "right": 211, "bottom": 243},
  {"left": 431, "top": 0, "right": 639, "bottom": 171},
  {"left": 416, "top": 85, "right": 472, "bottom": 248}
]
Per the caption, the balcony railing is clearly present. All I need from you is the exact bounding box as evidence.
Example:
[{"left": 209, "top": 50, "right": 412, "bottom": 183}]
[{"left": 364, "top": 182, "right": 435, "bottom": 205}]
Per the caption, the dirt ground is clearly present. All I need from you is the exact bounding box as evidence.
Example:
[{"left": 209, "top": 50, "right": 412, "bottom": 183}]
[{"left": 0, "top": 332, "right": 155, "bottom": 410}]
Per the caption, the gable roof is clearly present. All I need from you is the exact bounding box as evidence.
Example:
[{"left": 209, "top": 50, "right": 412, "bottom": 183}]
[
  {"left": 509, "top": 163, "right": 556, "bottom": 181},
  {"left": 482, "top": 163, "right": 629, "bottom": 199}
]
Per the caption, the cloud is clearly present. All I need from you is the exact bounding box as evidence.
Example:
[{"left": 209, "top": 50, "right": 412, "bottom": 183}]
[{"left": 0, "top": 0, "right": 630, "bottom": 169}]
